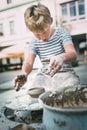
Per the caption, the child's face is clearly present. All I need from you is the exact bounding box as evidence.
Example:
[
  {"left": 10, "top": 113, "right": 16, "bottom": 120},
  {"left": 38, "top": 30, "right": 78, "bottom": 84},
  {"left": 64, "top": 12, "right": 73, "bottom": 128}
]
[{"left": 33, "top": 24, "right": 52, "bottom": 42}]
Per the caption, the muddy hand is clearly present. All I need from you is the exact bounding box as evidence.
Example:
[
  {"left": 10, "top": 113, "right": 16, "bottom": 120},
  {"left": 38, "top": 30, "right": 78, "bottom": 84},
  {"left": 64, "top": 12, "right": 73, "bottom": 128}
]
[
  {"left": 41, "top": 57, "right": 63, "bottom": 77},
  {"left": 14, "top": 74, "right": 27, "bottom": 91},
  {"left": 41, "top": 58, "right": 58, "bottom": 77},
  {"left": 49, "top": 56, "right": 63, "bottom": 76}
]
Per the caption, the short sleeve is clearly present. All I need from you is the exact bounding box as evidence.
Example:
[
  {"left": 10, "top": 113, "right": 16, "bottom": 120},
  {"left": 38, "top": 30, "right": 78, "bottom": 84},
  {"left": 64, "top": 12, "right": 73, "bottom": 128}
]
[
  {"left": 27, "top": 37, "right": 37, "bottom": 55},
  {"left": 59, "top": 28, "right": 73, "bottom": 45}
]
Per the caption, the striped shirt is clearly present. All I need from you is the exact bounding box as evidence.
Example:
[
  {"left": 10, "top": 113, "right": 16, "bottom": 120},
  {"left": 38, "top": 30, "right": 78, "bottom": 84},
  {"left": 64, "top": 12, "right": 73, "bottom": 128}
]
[{"left": 28, "top": 27, "right": 73, "bottom": 60}]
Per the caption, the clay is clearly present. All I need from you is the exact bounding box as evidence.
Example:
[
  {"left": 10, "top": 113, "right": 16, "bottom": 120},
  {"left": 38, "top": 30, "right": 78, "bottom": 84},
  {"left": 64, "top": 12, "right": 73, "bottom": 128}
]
[
  {"left": 28, "top": 87, "right": 45, "bottom": 98},
  {"left": 41, "top": 85, "right": 87, "bottom": 108}
]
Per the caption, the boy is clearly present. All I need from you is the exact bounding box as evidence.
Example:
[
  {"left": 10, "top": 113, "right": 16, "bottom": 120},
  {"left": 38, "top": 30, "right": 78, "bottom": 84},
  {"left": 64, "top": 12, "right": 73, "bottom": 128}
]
[{"left": 14, "top": 3, "right": 80, "bottom": 92}]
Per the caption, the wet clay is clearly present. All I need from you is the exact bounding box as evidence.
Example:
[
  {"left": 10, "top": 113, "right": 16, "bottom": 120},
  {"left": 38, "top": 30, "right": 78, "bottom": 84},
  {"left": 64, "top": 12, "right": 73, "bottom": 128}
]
[{"left": 42, "top": 86, "right": 87, "bottom": 108}]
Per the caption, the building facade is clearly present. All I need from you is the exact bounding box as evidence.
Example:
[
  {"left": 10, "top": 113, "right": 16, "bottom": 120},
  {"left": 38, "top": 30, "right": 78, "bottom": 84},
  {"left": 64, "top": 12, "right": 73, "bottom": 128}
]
[
  {"left": 56, "top": 0, "right": 87, "bottom": 60},
  {"left": 0, "top": 0, "right": 56, "bottom": 68},
  {"left": 0, "top": 0, "right": 87, "bottom": 67},
  {"left": 0, "top": 0, "right": 56, "bottom": 48}
]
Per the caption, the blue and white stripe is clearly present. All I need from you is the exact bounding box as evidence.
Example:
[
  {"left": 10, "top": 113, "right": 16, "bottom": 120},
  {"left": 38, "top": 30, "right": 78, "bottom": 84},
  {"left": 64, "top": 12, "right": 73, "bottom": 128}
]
[{"left": 28, "top": 27, "right": 73, "bottom": 60}]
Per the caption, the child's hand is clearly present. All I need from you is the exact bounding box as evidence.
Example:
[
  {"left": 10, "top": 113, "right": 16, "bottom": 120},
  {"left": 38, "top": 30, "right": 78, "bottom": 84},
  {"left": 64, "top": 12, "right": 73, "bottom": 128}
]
[
  {"left": 41, "top": 56, "right": 63, "bottom": 76},
  {"left": 49, "top": 56, "right": 63, "bottom": 76},
  {"left": 13, "top": 74, "right": 27, "bottom": 91}
]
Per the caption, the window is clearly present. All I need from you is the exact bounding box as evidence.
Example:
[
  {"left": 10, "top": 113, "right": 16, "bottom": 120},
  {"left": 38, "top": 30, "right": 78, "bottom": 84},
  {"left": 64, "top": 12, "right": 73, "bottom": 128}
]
[
  {"left": 61, "top": 4, "right": 67, "bottom": 16},
  {"left": 0, "top": 23, "right": 3, "bottom": 36},
  {"left": 78, "top": 0, "right": 85, "bottom": 15},
  {"left": 70, "top": 2, "right": 76, "bottom": 17},
  {"left": 9, "top": 21, "right": 15, "bottom": 35},
  {"left": 60, "top": 0, "right": 85, "bottom": 23},
  {"left": 61, "top": 4, "right": 67, "bottom": 23},
  {"left": 7, "top": 0, "right": 12, "bottom": 4}
]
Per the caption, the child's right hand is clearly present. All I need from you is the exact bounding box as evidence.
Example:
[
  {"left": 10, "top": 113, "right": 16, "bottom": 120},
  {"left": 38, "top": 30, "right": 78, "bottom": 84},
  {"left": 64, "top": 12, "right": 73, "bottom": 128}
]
[{"left": 14, "top": 74, "right": 27, "bottom": 91}]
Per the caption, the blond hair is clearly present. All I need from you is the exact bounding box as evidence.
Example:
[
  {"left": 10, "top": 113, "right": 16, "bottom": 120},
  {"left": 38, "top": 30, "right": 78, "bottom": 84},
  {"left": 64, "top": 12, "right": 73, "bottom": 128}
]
[{"left": 24, "top": 3, "right": 52, "bottom": 32}]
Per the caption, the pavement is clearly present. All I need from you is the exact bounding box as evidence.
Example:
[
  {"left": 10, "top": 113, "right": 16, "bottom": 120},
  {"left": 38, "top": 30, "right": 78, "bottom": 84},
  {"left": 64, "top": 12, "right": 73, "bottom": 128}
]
[
  {"left": 0, "top": 61, "right": 87, "bottom": 129},
  {"left": 74, "top": 61, "right": 87, "bottom": 84}
]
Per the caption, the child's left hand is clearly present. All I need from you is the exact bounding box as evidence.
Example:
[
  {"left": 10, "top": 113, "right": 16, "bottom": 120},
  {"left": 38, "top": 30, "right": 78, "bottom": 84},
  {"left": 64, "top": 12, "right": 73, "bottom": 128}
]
[{"left": 41, "top": 56, "right": 63, "bottom": 76}]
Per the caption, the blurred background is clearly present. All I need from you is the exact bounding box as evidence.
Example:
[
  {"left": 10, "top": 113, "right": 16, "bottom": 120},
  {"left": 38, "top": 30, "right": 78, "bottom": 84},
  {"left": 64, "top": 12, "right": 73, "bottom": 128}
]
[
  {"left": 0, "top": 0, "right": 87, "bottom": 72},
  {"left": 0, "top": 0, "right": 87, "bottom": 106}
]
